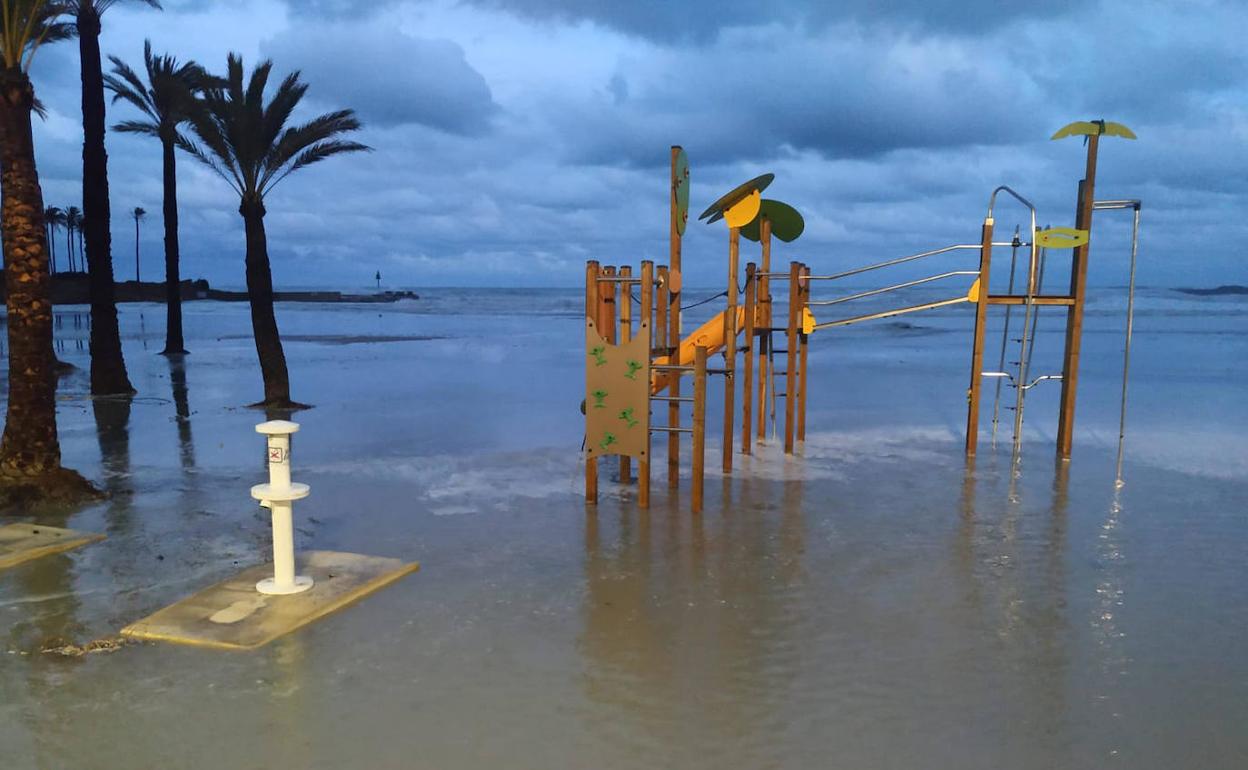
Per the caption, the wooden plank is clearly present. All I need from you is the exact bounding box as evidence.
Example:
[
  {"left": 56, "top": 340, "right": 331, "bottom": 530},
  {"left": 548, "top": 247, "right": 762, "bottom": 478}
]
[
  {"left": 121, "top": 551, "right": 418, "bottom": 651},
  {"left": 619, "top": 265, "right": 633, "bottom": 485},
  {"left": 797, "top": 264, "right": 810, "bottom": 443},
  {"left": 987, "top": 294, "right": 1075, "bottom": 306}
]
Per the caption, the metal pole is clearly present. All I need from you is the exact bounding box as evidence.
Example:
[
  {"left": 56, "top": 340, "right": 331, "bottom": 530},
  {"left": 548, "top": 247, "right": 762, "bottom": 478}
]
[
  {"left": 1116, "top": 205, "right": 1141, "bottom": 486},
  {"left": 1010, "top": 222, "right": 1041, "bottom": 460},
  {"left": 784, "top": 261, "right": 799, "bottom": 454}
]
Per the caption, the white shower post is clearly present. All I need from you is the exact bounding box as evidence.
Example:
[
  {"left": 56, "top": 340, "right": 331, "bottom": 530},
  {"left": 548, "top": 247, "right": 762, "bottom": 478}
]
[{"left": 252, "top": 420, "right": 314, "bottom": 595}]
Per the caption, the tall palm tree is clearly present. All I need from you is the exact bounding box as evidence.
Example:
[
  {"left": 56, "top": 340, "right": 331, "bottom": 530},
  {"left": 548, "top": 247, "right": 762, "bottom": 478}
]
[
  {"left": 43, "top": 205, "right": 64, "bottom": 273},
  {"left": 72, "top": 0, "right": 159, "bottom": 395},
  {"left": 0, "top": 0, "right": 94, "bottom": 498},
  {"left": 183, "top": 54, "right": 368, "bottom": 408},
  {"left": 130, "top": 205, "right": 144, "bottom": 281},
  {"left": 64, "top": 204, "right": 81, "bottom": 272},
  {"left": 104, "top": 40, "right": 206, "bottom": 355}
]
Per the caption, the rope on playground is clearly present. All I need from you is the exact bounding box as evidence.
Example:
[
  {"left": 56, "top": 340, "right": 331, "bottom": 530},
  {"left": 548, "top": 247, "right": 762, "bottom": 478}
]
[{"left": 627, "top": 289, "right": 727, "bottom": 312}]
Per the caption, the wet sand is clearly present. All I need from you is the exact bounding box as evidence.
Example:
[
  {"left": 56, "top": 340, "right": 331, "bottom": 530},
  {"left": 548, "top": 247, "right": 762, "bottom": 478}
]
[{"left": 2, "top": 289, "right": 1246, "bottom": 769}]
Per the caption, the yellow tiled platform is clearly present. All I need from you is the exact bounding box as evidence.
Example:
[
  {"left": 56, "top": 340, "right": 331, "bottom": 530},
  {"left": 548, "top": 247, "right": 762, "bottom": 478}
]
[
  {"left": 0, "top": 523, "right": 104, "bottom": 570},
  {"left": 121, "top": 550, "right": 419, "bottom": 650}
]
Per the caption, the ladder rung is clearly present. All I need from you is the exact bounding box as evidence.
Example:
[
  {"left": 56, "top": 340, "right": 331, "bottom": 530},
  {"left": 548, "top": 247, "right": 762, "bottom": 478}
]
[
  {"left": 653, "top": 364, "right": 694, "bottom": 372},
  {"left": 652, "top": 426, "right": 693, "bottom": 433},
  {"left": 651, "top": 396, "right": 693, "bottom": 402}
]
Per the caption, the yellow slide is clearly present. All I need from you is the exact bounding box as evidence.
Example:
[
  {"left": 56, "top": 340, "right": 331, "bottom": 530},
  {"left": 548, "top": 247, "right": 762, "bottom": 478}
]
[{"left": 651, "top": 306, "right": 746, "bottom": 394}]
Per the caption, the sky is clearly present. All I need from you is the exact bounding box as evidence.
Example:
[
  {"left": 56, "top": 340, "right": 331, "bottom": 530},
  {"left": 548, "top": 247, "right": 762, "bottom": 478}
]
[{"left": 26, "top": 0, "right": 1248, "bottom": 289}]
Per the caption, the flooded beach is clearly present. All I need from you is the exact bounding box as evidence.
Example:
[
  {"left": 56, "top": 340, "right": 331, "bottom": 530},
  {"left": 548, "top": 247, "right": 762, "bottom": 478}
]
[{"left": 1, "top": 287, "right": 1245, "bottom": 768}]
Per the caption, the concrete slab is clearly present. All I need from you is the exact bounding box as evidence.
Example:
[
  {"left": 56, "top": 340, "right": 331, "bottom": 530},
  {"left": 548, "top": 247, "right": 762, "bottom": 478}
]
[
  {"left": 121, "top": 550, "right": 419, "bottom": 651},
  {"left": 0, "top": 523, "right": 104, "bottom": 570}
]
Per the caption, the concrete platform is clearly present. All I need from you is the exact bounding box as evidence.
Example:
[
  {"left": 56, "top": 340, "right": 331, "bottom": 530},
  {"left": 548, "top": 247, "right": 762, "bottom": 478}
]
[
  {"left": 0, "top": 523, "right": 104, "bottom": 570},
  {"left": 121, "top": 550, "right": 419, "bottom": 651}
]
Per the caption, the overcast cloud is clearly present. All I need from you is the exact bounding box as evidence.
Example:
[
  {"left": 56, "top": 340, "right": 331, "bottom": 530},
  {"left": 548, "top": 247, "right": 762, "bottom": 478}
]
[{"left": 25, "top": 0, "right": 1248, "bottom": 289}]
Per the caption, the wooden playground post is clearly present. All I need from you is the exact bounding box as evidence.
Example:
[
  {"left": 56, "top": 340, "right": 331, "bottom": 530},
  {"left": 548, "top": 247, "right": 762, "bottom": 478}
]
[
  {"left": 669, "top": 148, "right": 683, "bottom": 490},
  {"left": 784, "top": 261, "right": 799, "bottom": 454},
  {"left": 723, "top": 227, "right": 740, "bottom": 473},
  {"left": 656, "top": 266, "right": 669, "bottom": 357},
  {"left": 742, "top": 262, "right": 756, "bottom": 454},
  {"left": 757, "top": 217, "right": 772, "bottom": 443},
  {"left": 797, "top": 263, "right": 810, "bottom": 443},
  {"left": 619, "top": 265, "right": 633, "bottom": 485},
  {"left": 585, "top": 260, "right": 600, "bottom": 504},
  {"left": 692, "top": 346, "right": 707, "bottom": 513},
  {"left": 639, "top": 261, "right": 653, "bottom": 507},
  {"left": 1056, "top": 134, "right": 1100, "bottom": 459},
  {"left": 965, "top": 219, "right": 995, "bottom": 457}
]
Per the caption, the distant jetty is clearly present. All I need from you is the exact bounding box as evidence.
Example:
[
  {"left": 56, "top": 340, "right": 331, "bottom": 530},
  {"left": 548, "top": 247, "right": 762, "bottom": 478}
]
[
  {"left": 29, "top": 273, "right": 418, "bottom": 305},
  {"left": 1175, "top": 284, "right": 1248, "bottom": 297}
]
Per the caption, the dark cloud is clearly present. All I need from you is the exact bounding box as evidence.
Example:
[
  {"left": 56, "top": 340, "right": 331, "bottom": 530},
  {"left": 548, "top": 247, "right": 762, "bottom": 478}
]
[
  {"left": 261, "top": 21, "right": 497, "bottom": 134},
  {"left": 463, "top": 0, "right": 1080, "bottom": 42}
]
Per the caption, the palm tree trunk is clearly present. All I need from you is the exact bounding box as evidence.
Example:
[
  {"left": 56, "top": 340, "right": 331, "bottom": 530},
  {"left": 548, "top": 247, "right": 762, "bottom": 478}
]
[
  {"left": 0, "top": 72, "right": 65, "bottom": 478},
  {"left": 66, "top": 223, "right": 73, "bottom": 272},
  {"left": 78, "top": 7, "right": 133, "bottom": 396},
  {"left": 160, "top": 138, "right": 186, "bottom": 354},
  {"left": 47, "top": 221, "right": 56, "bottom": 274},
  {"left": 240, "top": 197, "right": 296, "bottom": 407}
]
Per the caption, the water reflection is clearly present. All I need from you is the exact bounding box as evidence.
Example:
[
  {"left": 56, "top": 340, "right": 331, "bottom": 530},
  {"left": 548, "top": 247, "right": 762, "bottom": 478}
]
[
  {"left": 168, "top": 356, "right": 196, "bottom": 469},
  {"left": 579, "top": 485, "right": 807, "bottom": 766}
]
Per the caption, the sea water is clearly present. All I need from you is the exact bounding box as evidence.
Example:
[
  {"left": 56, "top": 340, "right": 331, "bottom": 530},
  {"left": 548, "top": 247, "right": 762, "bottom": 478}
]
[{"left": 0, "top": 283, "right": 1245, "bottom": 769}]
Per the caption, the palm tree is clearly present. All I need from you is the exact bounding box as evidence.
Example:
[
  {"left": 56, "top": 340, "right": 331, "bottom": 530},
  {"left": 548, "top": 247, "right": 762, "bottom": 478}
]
[
  {"left": 183, "top": 54, "right": 368, "bottom": 408},
  {"left": 0, "top": 0, "right": 95, "bottom": 498},
  {"left": 64, "top": 204, "right": 81, "bottom": 272},
  {"left": 71, "top": 0, "right": 159, "bottom": 395},
  {"left": 44, "top": 205, "right": 64, "bottom": 273},
  {"left": 130, "top": 205, "right": 144, "bottom": 281},
  {"left": 104, "top": 40, "right": 206, "bottom": 355}
]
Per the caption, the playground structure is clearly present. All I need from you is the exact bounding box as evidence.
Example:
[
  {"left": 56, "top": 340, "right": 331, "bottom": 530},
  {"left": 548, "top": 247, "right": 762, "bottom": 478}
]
[{"left": 585, "top": 120, "right": 1143, "bottom": 510}]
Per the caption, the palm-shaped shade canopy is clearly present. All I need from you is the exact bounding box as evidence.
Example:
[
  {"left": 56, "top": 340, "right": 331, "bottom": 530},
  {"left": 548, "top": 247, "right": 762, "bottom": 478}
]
[
  {"left": 104, "top": 40, "right": 208, "bottom": 141},
  {"left": 182, "top": 54, "right": 370, "bottom": 200}
]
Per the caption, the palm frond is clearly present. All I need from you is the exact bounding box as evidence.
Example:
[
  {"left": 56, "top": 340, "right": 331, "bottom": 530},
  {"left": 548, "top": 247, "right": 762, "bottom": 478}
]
[
  {"left": 1, "top": 0, "right": 76, "bottom": 71},
  {"left": 175, "top": 128, "right": 243, "bottom": 196},
  {"left": 112, "top": 118, "right": 159, "bottom": 136},
  {"left": 263, "top": 139, "right": 371, "bottom": 195}
]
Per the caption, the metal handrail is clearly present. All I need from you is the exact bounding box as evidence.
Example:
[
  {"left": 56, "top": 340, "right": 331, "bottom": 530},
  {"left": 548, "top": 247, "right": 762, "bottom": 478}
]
[
  {"left": 812, "top": 297, "right": 969, "bottom": 330},
  {"left": 807, "top": 270, "right": 978, "bottom": 308}
]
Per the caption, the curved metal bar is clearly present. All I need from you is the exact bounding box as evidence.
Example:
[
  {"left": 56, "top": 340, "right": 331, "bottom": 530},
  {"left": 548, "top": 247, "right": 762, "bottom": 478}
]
[
  {"left": 987, "top": 185, "right": 1037, "bottom": 222},
  {"left": 806, "top": 271, "right": 978, "bottom": 307}
]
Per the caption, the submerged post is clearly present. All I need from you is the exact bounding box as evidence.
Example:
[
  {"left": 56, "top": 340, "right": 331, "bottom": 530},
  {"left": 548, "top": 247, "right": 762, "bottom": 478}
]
[
  {"left": 639, "top": 260, "right": 654, "bottom": 508},
  {"left": 1056, "top": 135, "right": 1100, "bottom": 458},
  {"left": 757, "top": 218, "right": 772, "bottom": 443},
  {"left": 585, "top": 261, "right": 600, "bottom": 504},
  {"left": 619, "top": 265, "right": 633, "bottom": 485},
  {"left": 797, "top": 264, "right": 810, "bottom": 443},
  {"left": 742, "top": 262, "right": 756, "bottom": 454},
  {"left": 692, "top": 346, "right": 707, "bottom": 513},
  {"left": 722, "top": 227, "right": 740, "bottom": 473},
  {"left": 252, "top": 420, "right": 313, "bottom": 595},
  {"left": 965, "top": 218, "right": 995, "bottom": 457}
]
